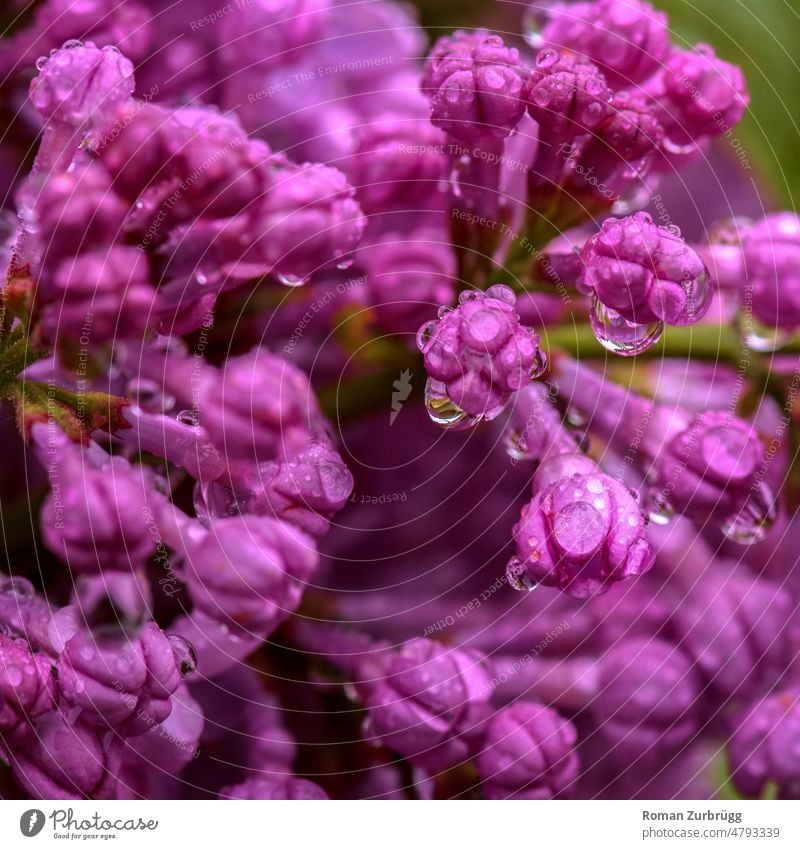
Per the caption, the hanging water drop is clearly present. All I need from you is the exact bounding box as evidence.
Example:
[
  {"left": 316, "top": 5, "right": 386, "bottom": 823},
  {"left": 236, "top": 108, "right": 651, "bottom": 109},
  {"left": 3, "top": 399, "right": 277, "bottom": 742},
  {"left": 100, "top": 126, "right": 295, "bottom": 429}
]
[
  {"left": 644, "top": 489, "right": 674, "bottom": 526},
  {"left": 504, "top": 427, "right": 527, "bottom": 461},
  {"left": 506, "top": 557, "right": 538, "bottom": 592},
  {"left": 722, "top": 483, "right": 777, "bottom": 544},
  {"left": 424, "top": 379, "right": 479, "bottom": 430},
  {"left": 590, "top": 299, "right": 663, "bottom": 356}
]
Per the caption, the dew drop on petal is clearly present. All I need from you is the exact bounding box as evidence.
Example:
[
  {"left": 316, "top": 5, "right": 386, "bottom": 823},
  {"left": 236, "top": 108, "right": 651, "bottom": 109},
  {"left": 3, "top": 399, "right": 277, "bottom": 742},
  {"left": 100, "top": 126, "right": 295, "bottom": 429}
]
[
  {"left": 529, "top": 346, "right": 548, "bottom": 379},
  {"left": 168, "top": 634, "right": 198, "bottom": 677},
  {"left": 416, "top": 320, "right": 438, "bottom": 351},
  {"left": 0, "top": 577, "right": 35, "bottom": 599},
  {"left": 277, "top": 272, "right": 308, "bottom": 288},
  {"left": 176, "top": 409, "right": 200, "bottom": 427}
]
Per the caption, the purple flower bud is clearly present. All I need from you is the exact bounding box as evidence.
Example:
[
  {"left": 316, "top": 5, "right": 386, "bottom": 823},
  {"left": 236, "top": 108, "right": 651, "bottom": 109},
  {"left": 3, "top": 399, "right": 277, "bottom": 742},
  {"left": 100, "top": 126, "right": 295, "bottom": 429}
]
[
  {"left": 344, "top": 114, "right": 450, "bottom": 214},
  {"left": 654, "top": 410, "right": 765, "bottom": 523},
  {"left": 182, "top": 516, "right": 317, "bottom": 633},
  {"left": 660, "top": 44, "right": 749, "bottom": 146},
  {"left": 360, "top": 230, "right": 456, "bottom": 333},
  {"left": 509, "top": 456, "right": 655, "bottom": 597},
  {"left": 241, "top": 442, "right": 354, "bottom": 540},
  {"left": 525, "top": 49, "right": 612, "bottom": 140},
  {"left": 32, "top": 163, "right": 128, "bottom": 269},
  {"left": 41, "top": 246, "right": 156, "bottom": 349},
  {"left": 360, "top": 637, "right": 492, "bottom": 770},
  {"left": 40, "top": 447, "right": 156, "bottom": 574},
  {"left": 422, "top": 30, "right": 527, "bottom": 143},
  {"left": 594, "top": 637, "right": 699, "bottom": 763},
  {"left": 0, "top": 634, "right": 54, "bottom": 732},
  {"left": 729, "top": 690, "right": 800, "bottom": 799},
  {"left": 119, "top": 684, "right": 204, "bottom": 799},
  {"left": 539, "top": 0, "right": 671, "bottom": 88},
  {"left": 56, "top": 622, "right": 183, "bottom": 734},
  {"left": 579, "top": 212, "right": 711, "bottom": 328},
  {"left": 669, "top": 568, "right": 794, "bottom": 700},
  {"left": 742, "top": 214, "right": 800, "bottom": 331},
  {"left": 417, "top": 285, "right": 546, "bottom": 427},
  {"left": 567, "top": 92, "right": 663, "bottom": 198},
  {"left": 215, "top": 0, "right": 331, "bottom": 75},
  {"left": 476, "top": 701, "right": 578, "bottom": 799},
  {"left": 154, "top": 106, "right": 272, "bottom": 224},
  {"left": 198, "top": 348, "right": 324, "bottom": 466},
  {"left": 3, "top": 712, "right": 123, "bottom": 799},
  {"left": 257, "top": 156, "right": 366, "bottom": 284},
  {"left": 29, "top": 41, "right": 134, "bottom": 128},
  {"left": 222, "top": 775, "right": 329, "bottom": 800}
]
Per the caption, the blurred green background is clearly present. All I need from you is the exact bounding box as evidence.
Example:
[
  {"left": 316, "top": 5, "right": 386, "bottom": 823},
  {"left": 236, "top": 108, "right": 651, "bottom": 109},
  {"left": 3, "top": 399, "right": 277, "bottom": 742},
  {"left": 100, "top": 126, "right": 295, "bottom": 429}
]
[{"left": 412, "top": 0, "right": 800, "bottom": 209}]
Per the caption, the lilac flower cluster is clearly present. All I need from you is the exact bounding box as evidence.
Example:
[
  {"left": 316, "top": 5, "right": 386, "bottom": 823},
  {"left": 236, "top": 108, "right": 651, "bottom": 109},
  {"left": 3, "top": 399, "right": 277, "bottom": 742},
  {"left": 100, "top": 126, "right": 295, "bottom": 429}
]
[{"left": 0, "top": 0, "right": 798, "bottom": 804}]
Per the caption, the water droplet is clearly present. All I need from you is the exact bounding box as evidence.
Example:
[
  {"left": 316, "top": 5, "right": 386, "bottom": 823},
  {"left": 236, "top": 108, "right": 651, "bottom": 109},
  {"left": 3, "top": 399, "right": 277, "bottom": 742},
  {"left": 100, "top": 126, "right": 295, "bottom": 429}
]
[
  {"left": 448, "top": 155, "right": 472, "bottom": 204},
  {"left": 416, "top": 320, "right": 438, "bottom": 351},
  {"left": 176, "top": 409, "right": 200, "bottom": 427},
  {"left": 736, "top": 313, "right": 794, "bottom": 353},
  {"left": 590, "top": 299, "right": 664, "bottom": 356},
  {"left": 566, "top": 407, "right": 587, "bottom": 428},
  {"left": 193, "top": 480, "right": 242, "bottom": 521},
  {"left": 506, "top": 557, "right": 538, "bottom": 591},
  {"left": 522, "top": 5, "right": 552, "bottom": 49},
  {"left": 424, "top": 379, "right": 480, "bottom": 430},
  {"left": 661, "top": 135, "right": 699, "bottom": 158},
  {"left": 168, "top": 635, "right": 198, "bottom": 677},
  {"left": 644, "top": 490, "right": 674, "bottom": 526},
  {"left": 343, "top": 683, "right": 360, "bottom": 703},
  {"left": 458, "top": 289, "right": 481, "bottom": 304},
  {"left": 722, "top": 483, "right": 777, "bottom": 544},
  {"left": 0, "top": 577, "right": 35, "bottom": 599},
  {"left": 336, "top": 256, "right": 355, "bottom": 271},
  {"left": 277, "top": 272, "right": 308, "bottom": 288},
  {"left": 62, "top": 39, "right": 83, "bottom": 50},
  {"left": 504, "top": 427, "right": 527, "bottom": 461},
  {"left": 529, "top": 346, "right": 547, "bottom": 379},
  {"left": 194, "top": 271, "right": 208, "bottom": 286},
  {"left": 35, "top": 56, "right": 48, "bottom": 71}
]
